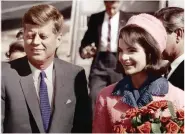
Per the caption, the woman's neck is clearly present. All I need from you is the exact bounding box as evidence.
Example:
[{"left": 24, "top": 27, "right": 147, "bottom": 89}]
[{"left": 131, "top": 71, "right": 148, "bottom": 89}]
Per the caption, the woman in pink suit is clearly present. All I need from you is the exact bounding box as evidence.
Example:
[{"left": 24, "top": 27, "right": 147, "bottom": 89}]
[{"left": 93, "top": 13, "right": 184, "bottom": 133}]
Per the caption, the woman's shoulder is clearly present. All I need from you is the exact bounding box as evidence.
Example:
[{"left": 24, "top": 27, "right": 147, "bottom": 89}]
[
  {"left": 98, "top": 76, "right": 130, "bottom": 98},
  {"left": 99, "top": 83, "right": 118, "bottom": 97}
]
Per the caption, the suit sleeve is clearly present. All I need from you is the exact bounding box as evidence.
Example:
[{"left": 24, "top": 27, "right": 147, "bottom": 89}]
[
  {"left": 79, "top": 14, "right": 96, "bottom": 55},
  {"left": 71, "top": 69, "right": 92, "bottom": 133}
]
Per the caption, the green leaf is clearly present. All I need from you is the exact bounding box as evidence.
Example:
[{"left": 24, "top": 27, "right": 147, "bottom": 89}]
[
  {"left": 160, "top": 125, "right": 166, "bottom": 133},
  {"left": 136, "top": 115, "right": 142, "bottom": 124},
  {"left": 175, "top": 120, "right": 184, "bottom": 126},
  {"left": 154, "top": 118, "right": 160, "bottom": 123},
  {"left": 167, "top": 101, "right": 176, "bottom": 119},
  {"left": 151, "top": 123, "right": 161, "bottom": 133},
  {"left": 131, "top": 117, "right": 138, "bottom": 127}
]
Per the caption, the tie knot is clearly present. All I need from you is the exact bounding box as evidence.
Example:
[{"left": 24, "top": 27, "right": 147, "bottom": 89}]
[{"left": 40, "top": 71, "right": 46, "bottom": 79}]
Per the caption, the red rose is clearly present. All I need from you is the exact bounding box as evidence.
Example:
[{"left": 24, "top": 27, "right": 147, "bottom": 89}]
[
  {"left": 165, "top": 120, "right": 180, "bottom": 133},
  {"left": 176, "top": 109, "right": 184, "bottom": 120},
  {"left": 139, "top": 106, "right": 148, "bottom": 114},
  {"left": 137, "top": 121, "right": 151, "bottom": 133},
  {"left": 125, "top": 108, "right": 138, "bottom": 118},
  {"left": 127, "top": 126, "right": 136, "bottom": 133},
  {"left": 147, "top": 101, "right": 161, "bottom": 111},
  {"left": 179, "top": 125, "right": 184, "bottom": 133},
  {"left": 147, "top": 100, "right": 167, "bottom": 111},
  {"left": 160, "top": 116, "right": 171, "bottom": 124},
  {"left": 113, "top": 123, "right": 126, "bottom": 133},
  {"left": 159, "top": 100, "right": 168, "bottom": 109},
  {"left": 139, "top": 106, "right": 155, "bottom": 118}
]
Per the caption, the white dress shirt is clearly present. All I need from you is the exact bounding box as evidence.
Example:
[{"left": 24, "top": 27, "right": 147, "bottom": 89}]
[
  {"left": 167, "top": 54, "right": 184, "bottom": 79},
  {"left": 100, "top": 11, "right": 120, "bottom": 52},
  {"left": 28, "top": 62, "right": 54, "bottom": 107}
]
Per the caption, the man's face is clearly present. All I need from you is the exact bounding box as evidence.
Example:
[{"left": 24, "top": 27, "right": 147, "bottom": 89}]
[
  {"left": 24, "top": 21, "right": 60, "bottom": 65},
  {"left": 162, "top": 32, "right": 176, "bottom": 60},
  {"left": 104, "top": 1, "right": 120, "bottom": 17}
]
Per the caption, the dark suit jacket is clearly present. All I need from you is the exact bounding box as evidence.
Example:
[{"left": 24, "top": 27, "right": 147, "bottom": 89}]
[
  {"left": 79, "top": 10, "right": 132, "bottom": 79},
  {"left": 168, "top": 60, "right": 184, "bottom": 90},
  {"left": 1, "top": 56, "right": 92, "bottom": 133},
  {"left": 79, "top": 10, "right": 132, "bottom": 56}
]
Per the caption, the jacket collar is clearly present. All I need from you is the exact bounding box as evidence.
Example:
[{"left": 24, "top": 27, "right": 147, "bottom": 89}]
[{"left": 112, "top": 75, "right": 169, "bottom": 108}]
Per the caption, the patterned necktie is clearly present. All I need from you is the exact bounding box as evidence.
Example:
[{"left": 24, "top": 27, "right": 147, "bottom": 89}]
[
  {"left": 107, "top": 16, "right": 111, "bottom": 51},
  {"left": 40, "top": 71, "right": 51, "bottom": 132}
]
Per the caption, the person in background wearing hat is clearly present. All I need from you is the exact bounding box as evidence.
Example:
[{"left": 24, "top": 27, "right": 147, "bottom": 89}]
[
  {"left": 155, "top": 7, "right": 184, "bottom": 90},
  {"left": 92, "top": 13, "right": 184, "bottom": 133}
]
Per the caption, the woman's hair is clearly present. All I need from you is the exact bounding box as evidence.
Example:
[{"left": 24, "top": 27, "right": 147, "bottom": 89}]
[
  {"left": 5, "top": 40, "right": 25, "bottom": 58},
  {"left": 22, "top": 4, "right": 64, "bottom": 34},
  {"left": 118, "top": 24, "right": 169, "bottom": 76}
]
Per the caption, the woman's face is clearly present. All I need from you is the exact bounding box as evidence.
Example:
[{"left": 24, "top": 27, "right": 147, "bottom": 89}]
[{"left": 118, "top": 38, "right": 147, "bottom": 75}]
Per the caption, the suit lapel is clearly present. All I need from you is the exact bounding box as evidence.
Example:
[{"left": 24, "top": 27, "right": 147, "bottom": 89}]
[
  {"left": 20, "top": 67, "right": 45, "bottom": 132},
  {"left": 49, "top": 59, "right": 72, "bottom": 132},
  {"left": 169, "top": 60, "right": 184, "bottom": 80},
  {"left": 168, "top": 60, "right": 184, "bottom": 89}
]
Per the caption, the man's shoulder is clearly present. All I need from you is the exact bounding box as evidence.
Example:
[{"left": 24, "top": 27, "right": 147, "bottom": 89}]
[
  {"left": 2, "top": 57, "right": 29, "bottom": 76},
  {"left": 90, "top": 10, "right": 105, "bottom": 18},
  {"left": 2, "top": 57, "right": 24, "bottom": 70},
  {"left": 2, "top": 61, "right": 10, "bottom": 71},
  {"left": 54, "top": 58, "right": 84, "bottom": 72}
]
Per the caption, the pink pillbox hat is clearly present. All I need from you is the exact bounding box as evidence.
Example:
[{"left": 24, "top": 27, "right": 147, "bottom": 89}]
[{"left": 125, "top": 13, "right": 167, "bottom": 53}]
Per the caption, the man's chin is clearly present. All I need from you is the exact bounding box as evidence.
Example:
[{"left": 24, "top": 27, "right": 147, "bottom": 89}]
[{"left": 29, "top": 56, "right": 46, "bottom": 63}]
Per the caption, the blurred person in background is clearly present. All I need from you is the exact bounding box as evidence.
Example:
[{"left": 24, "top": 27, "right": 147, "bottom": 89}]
[
  {"left": 5, "top": 40, "right": 26, "bottom": 61},
  {"left": 2, "top": 4, "right": 92, "bottom": 133},
  {"left": 5, "top": 29, "right": 26, "bottom": 61},
  {"left": 79, "top": 0, "right": 132, "bottom": 110},
  {"left": 16, "top": 29, "right": 24, "bottom": 40},
  {"left": 155, "top": 7, "right": 184, "bottom": 90}
]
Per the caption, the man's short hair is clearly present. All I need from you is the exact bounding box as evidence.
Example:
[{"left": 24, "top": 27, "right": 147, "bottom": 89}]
[
  {"left": 154, "top": 7, "right": 184, "bottom": 34},
  {"left": 104, "top": 0, "right": 120, "bottom": 4},
  {"left": 22, "top": 4, "right": 64, "bottom": 34}
]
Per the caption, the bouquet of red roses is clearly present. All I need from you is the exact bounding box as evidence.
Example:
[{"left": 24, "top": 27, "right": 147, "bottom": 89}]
[{"left": 113, "top": 100, "right": 184, "bottom": 133}]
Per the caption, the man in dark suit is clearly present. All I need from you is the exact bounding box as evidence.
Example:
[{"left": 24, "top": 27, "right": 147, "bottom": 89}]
[
  {"left": 155, "top": 7, "right": 184, "bottom": 90},
  {"left": 1, "top": 4, "right": 92, "bottom": 133},
  {"left": 79, "top": 1, "right": 132, "bottom": 109}
]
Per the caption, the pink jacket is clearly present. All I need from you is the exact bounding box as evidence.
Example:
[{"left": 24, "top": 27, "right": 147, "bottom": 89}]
[{"left": 93, "top": 81, "right": 184, "bottom": 133}]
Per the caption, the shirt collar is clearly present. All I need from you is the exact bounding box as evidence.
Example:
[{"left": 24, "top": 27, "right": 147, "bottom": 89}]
[
  {"left": 28, "top": 61, "right": 54, "bottom": 82},
  {"left": 112, "top": 75, "right": 169, "bottom": 108},
  {"left": 170, "top": 54, "right": 184, "bottom": 71},
  {"left": 105, "top": 11, "right": 120, "bottom": 20}
]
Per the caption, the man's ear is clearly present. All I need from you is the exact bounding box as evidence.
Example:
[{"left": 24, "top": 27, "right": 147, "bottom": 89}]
[
  {"left": 56, "top": 33, "right": 62, "bottom": 48},
  {"left": 175, "top": 28, "right": 184, "bottom": 43}
]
